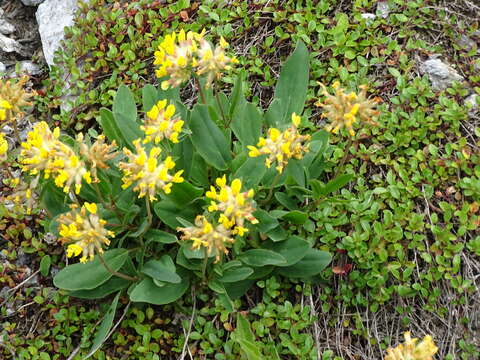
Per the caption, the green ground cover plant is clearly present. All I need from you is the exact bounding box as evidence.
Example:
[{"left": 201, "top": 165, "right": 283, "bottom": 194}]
[{"left": 0, "top": 0, "right": 479, "bottom": 359}]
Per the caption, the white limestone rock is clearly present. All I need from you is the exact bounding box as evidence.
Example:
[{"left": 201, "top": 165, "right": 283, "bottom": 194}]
[
  {"left": 419, "top": 58, "right": 464, "bottom": 91},
  {"left": 36, "top": 0, "right": 87, "bottom": 66},
  {"left": 376, "top": 1, "right": 392, "bottom": 19},
  {"left": 0, "top": 20, "right": 15, "bottom": 35},
  {"left": 0, "top": 33, "right": 23, "bottom": 53}
]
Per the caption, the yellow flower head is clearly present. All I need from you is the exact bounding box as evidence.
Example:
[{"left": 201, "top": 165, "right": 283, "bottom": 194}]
[
  {"left": 177, "top": 215, "right": 234, "bottom": 262},
  {"left": 78, "top": 133, "right": 118, "bottom": 182},
  {"left": 0, "top": 99, "right": 12, "bottom": 121},
  {"left": 4, "top": 176, "right": 38, "bottom": 215},
  {"left": 0, "top": 76, "right": 33, "bottom": 121},
  {"left": 316, "top": 82, "right": 380, "bottom": 137},
  {"left": 247, "top": 113, "right": 310, "bottom": 173},
  {"left": 205, "top": 175, "right": 257, "bottom": 235},
  {"left": 58, "top": 203, "right": 114, "bottom": 263},
  {"left": 119, "top": 139, "right": 184, "bottom": 201},
  {"left": 142, "top": 100, "right": 184, "bottom": 144},
  {"left": 0, "top": 132, "right": 8, "bottom": 162},
  {"left": 195, "top": 35, "right": 239, "bottom": 89},
  {"left": 154, "top": 29, "right": 204, "bottom": 90},
  {"left": 384, "top": 332, "right": 438, "bottom": 360},
  {"left": 20, "top": 122, "right": 91, "bottom": 194},
  {"left": 154, "top": 29, "right": 237, "bottom": 89}
]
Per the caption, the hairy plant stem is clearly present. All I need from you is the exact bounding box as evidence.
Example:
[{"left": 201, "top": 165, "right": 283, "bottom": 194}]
[
  {"left": 195, "top": 76, "right": 207, "bottom": 104},
  {"left": 145, "top": 197, "right": 152, "bottom": 227},
  {"left": 261, "top": 172, "right": 282, "bottom": 206},
  {"left": 201, "top": 248, "right": 209, "bottom": 280},
  {"left": 213, "top": 83, "right": 228, "bottom": 126},
  {"left": 98, "top": 253, "right": 138, "bottom": 282},
  {"left": 334, "top": 136, "right": 353, "bottom": 178}
]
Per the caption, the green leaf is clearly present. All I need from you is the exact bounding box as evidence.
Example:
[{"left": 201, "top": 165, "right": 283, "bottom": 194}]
[
  {"left": 274, "top": 192, "right": 299, "bottom": 210},
  {"left": 142, "top": 84, "right": 158, "bottom": 112},
  {"left": 70, "top": 276, "right": 130, "bottom": 299},
  {"left": 253, "top": 209, "right": 279, "bottom": 233},
  {"left": 84, "top": 292, "right": 120, "bottom": 359},
  {"left": 144, "top": 229, "right": 178, "bottom": 244},
  {"left": 302, "top": 130, "right": 329, "bottom": 168},
  {"left": 112, "top": 85, "right": 142, "bottom": 149},
  {"left": 229, "top": 73, "right": 247, "bottom": 119},
  {"left": 277, "top": 248, "right": 332, "bottom": 278},
  {"left": 224, "top": 279, "right": 255, "bottom": 299},
  {"left": 53, "top": 249, "right": 129, "bottom": 291},
  {"left": 129, "top": 277, "right": 189, "bottom": 305},
  {"left": 40, "top": 181, "right": 69, "bottom": 217},
  {"left": 318, "top": 174, "right": 353, "bottom": 197},
  {"left": 266, "top": 40, "right": 309, "bottom": 127},
  {"left": 98, "top": 108, "right": 125, "bottom": 147},
  {"left": 281, "top": 210, "right": 308, "bottom": 225},
  {"left": 189, "top": 104, "right": 232, "bottom": 170},
  {"left": 141, "top": 256, "right": 181, "bottom": 284},
  {"left": 285, "top": 159, "right": 305, "bottom": 187},
  {"left": 238, "top": 249, "right": 287, "bottom": 267},
  {"left": 236, "top": 314, "right": 255, "bottom": 343},
  {"left": 265, "top": 226, "right": 288, "bottom": 242},
  {"left": 218, "top": 266, "right": 254, "bottom": 282},
  {"left": 166, "top": 181, "right": 203, "bottom": 206},
  {"left": 40, "top": 255, "right": 51, "bottom": 277},
  {"left": 154, "top": 199, "right": 202, "bottom": 229},
  {"left": 264, "top": 236, "right": 310, "bottom": 266},
  {"left": 234, "top": 156, "right": 267, "bottom": 189},
  {"left": 238, "top": 340, "right": 263, "bottom": 360},
  {"left": 231, "top": 102, "right": 263, "bottom": 146}
]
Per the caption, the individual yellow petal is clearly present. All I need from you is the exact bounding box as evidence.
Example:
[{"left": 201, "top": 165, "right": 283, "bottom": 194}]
[
  {"left": 84, "top": 202, "right": 97, "bottom": 214},
  {"left": 291, "top": 113, "right": 301, "bottom": 127},
  {"left": 147, "top": 105, "right": 159, "bottom": 120},
  {"left": 231, "top": 179, "right": 242, "bottom": 195},
  {"left": 269, "top": 128, "right": 281, "bottom": 141},
  {"left": 216, "top": 174, "right": 227, "bottom": 188}
]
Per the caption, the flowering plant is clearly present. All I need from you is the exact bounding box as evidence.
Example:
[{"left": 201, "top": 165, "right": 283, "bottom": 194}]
[{"left": 11, "top": 32, "right": 379, "bottom": 354}]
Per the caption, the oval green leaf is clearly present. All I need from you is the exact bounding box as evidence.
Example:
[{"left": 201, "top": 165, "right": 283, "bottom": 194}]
[{"left": 53, "top": 249, "right": 129, "bottom": 291}]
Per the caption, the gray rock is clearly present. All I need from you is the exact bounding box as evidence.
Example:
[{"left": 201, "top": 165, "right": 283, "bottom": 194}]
[
  {"left": 21, "top": 0, "right": 46, "bottom": 5},
  {"left": 465, "top": 94, "right": 479, "bottom": 113},
  {"left": 419, "top": 58, "right": 464, "bottom": 91},
  {"left": 43, "top": 232, "right": 57, "bottom": 245},
  {"left": 16, "top": 61, "right": 42, "bottom": 76},
  {"left": 376, "top": 1, "right": 392, "bottom": 18},
  {"left": 457, "top": 35, "right": 477, "bottom": 51},
  {"left": 361, "top": 13, "right": 376, "bottom": 23},
  {"left": 36, "top": 0, "right": 87, "bottom": 66},
  {"left": 15, "top": 250, "right": 30, "bottom": 267},
  {"left": 0, "top": 33, "right": 22, "bottom": 53},
  {"left": 0, "top": 61, "right": 6, "bottom": 73},
  {"left": 0, "top": 20, "right": 15, "bottom": 35}
]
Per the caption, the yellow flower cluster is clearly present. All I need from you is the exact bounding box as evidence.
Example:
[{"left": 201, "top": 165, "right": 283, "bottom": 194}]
[
  {"left": 384, "top": 332, "right": 438, "bottom": 360},
  {"left": 205, "top": 175, "right": 258, "bottom": 236},
  {"left": 248, "top": 113, "right": 310, "bottom": 173},
  {"left": 20, "top": 122, "right": 92, "bottom": 194},
  {"left": 154, "top": 29, "right": 238, "bottom": 90},
  {"left": 0, "top": 76, "right": 32, "bottom": 118},
  {"left": 119, "top": 139, "right": 184, "bottom": 201},
  {"left": 0, "top": 132, "right": 7, "bottom": 162},
  {"left": 142, "top": 100, "right": 184, "bottom": 144},
  {"left": 0, "top": 99, "right": 12, "bottom": 121},
  {"left": 177, "top": 215, "right": 235, "bottom": 262},
  {"left": 316, "top": 81, "right": 379, "bottom": 137},
  {"left": 6, "top": 177, "right": 37, "bottom": 215},
  {"left": 78, "top": 133, "right": 118, "bottom": 182},
  {"left": 195, "top": 34, "right": 238, "bottom": 88},
  {"left": 58, "top": 202, "right": 114, "bottom": 263}
]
